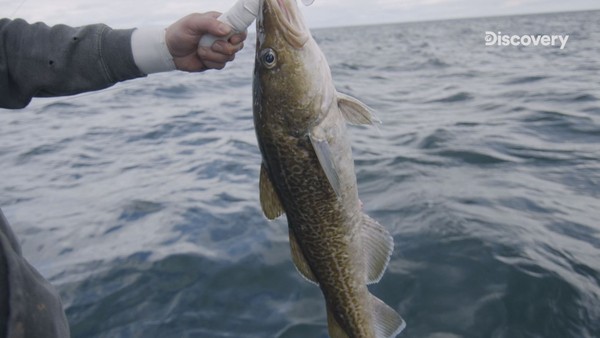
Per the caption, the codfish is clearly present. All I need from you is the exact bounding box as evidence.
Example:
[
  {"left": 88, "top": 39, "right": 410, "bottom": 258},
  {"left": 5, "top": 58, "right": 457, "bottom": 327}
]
[{"left": 253, "top": 0, "right": 405, "bottom": 337}]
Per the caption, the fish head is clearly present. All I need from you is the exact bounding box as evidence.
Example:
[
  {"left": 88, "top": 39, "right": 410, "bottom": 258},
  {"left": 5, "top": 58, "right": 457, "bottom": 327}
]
[{"left": 254, "top": 0, "right": 336, "bottom": 132}]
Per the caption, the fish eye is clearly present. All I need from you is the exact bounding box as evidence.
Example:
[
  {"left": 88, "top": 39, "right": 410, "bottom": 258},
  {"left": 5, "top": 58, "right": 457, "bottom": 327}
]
[{"left": 261, "top": 48, "right": 277, "bottom": 69}]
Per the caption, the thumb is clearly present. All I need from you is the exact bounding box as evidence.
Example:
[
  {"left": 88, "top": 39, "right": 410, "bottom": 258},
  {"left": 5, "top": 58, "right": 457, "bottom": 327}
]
[{"left": 188, "top": 12, "right": 232, "bottom": 38}]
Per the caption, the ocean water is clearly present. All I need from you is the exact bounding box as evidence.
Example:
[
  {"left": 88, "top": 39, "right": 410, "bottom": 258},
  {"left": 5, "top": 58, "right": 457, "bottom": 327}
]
[{"left": 1, "top": 9, "right": 600, "bottom": 338}]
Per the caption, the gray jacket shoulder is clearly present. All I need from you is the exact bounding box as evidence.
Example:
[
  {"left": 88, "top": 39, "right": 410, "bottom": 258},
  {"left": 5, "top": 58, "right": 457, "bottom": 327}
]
[
  {"left": 0, "top": 209, "right": 71, "bottom": 337},
  {"left": 0, "top": 18, "right": 146, "bottom": 109}
]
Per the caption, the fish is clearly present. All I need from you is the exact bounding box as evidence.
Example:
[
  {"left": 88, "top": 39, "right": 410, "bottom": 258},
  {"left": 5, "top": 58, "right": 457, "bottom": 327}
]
[{"left": 252, "top": 0, "right": 406, "bottom": 337}]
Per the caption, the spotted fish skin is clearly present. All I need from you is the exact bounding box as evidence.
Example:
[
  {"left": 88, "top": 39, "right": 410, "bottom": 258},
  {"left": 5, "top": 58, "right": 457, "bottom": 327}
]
[{"left": 253, "top": 0, "right": 405, "bottom": 337}]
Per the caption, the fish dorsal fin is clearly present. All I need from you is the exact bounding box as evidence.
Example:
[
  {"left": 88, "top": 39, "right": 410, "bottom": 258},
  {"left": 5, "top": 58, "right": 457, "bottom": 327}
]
[
  {"left": 289, "top": 229, "right": 318, "bottom": 285},
  {"left": 308, "top": 133, "right": 342, "bottom": 199},
  {"left": 371, "top": 294, "right": 406, "bottom": 337},
  {"left": 326, "top": 306, "right": 350, "bottom": 338},
  {"left": 361, "top": 214, "right": 394, "bottom": 284},
  {"left": 337, "top": 92, "right": 380, "bottom": 125},
  {"left": 259, "top": 163, "right": 284, "bottom": 220}
]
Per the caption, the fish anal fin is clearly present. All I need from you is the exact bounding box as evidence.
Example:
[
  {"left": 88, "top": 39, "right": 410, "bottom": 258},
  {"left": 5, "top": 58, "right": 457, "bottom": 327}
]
[
  {"left": 371, "top": 294, "right": 406, "bottom": 337},
  {"left": 362, "top": 214, "right": 394, "bottom": 284},
  {"left": 308, "top": 133, "right": 342, "bottom": 199},
  {"left": 327, "top": 306, "right": 350, "bottom": 338},
  {"left": 289, "top": 229, "right": 318, "bottom": 285},
  {"left": 337, "top": 92, "right": 381, "bottom": 125},
  {"left": 259, "top": 163, "right": 284, "bottom": 220}
]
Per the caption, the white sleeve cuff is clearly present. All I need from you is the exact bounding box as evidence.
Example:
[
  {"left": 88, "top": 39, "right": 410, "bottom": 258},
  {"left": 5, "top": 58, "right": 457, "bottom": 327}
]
[{"left": 131, "top": 27, "right": 177, "bottom": 75}]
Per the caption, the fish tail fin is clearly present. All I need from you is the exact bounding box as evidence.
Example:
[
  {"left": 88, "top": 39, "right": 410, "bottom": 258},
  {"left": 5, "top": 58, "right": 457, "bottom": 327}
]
[
  {"left": 326, "top": 295, "right": 406, "bottom": 338},
  {"left": 361, "top": 213, "right": 394, "bottom": 284},
  {"left": 371, "top": 294, "right": 406, "bottom": 338}
]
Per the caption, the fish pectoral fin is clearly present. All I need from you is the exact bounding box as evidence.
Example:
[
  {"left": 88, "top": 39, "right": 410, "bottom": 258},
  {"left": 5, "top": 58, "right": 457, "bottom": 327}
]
[
  {"left": 371, "top": 294, "right": 406, "bottom": 338},
  {"left": 326, "top": 306, "right": 350, "bottom": 338},
  {"left": 289, "top": 229, "right": 318, "bottom": 285},
  {"left": 259, "top": 163, "right": 285, "bottom": 220},
  {"left": 337, "top": 92, "right": 381, "bottom": 125},
  {"left": 362, "top": 214, "right": 394, "bottom": 284},
  {"left": 308, "top": 133, "right": 342, "bottom": 199}
]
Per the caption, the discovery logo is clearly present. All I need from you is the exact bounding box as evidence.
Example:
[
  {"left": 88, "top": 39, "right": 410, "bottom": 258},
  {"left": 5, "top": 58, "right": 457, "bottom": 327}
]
[{"left": 485, "top": 31, "right": 569, "bottom": 49}]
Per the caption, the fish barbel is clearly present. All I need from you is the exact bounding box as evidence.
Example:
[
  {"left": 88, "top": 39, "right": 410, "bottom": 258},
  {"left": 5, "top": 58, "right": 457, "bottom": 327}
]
[{"left": 252, "top": 0, "right": 405, "bottom": 337}]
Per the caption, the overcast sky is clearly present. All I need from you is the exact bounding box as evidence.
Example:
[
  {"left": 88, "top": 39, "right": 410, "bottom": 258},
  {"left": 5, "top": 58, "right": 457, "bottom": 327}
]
[{"left": 1, "top": 0, "right": 599, "bottom": 29}]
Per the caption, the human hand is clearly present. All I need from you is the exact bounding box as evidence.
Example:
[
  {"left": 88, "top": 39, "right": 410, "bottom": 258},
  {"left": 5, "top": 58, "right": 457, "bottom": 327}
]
[{"left": 165, "top": 12, "right": 247, "bottom": 72}]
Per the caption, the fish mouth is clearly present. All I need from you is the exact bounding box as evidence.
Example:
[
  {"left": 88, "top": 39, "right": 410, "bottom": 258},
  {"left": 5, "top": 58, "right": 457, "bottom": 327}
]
[{"left": 263, "top": 0, "right": 309, "bottom": 48}]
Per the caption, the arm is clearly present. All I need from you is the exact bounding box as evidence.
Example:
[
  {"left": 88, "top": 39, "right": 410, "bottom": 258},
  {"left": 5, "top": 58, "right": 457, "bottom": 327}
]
[
  {"left": 0, "top": 14, "right": 247, "bottom": 109},
  {"left": 0, "top": 18, "right": 145, "bottom": 109}
]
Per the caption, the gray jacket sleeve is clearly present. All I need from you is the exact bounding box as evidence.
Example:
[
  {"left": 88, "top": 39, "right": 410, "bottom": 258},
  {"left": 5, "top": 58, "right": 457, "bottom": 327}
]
[{"left": 0, "top": 18, "right": 146, "bottom": 109}]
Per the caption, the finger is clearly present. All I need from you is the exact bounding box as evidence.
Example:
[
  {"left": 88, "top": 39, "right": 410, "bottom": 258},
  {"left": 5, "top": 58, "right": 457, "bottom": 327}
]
[
  {"left": 233, "top": 42, "right": 244, "bottom": 54},
  {"left": 198, "top": 46, "right": 237, "bottom": 65},
  {"left": 174, "top": 57, "right": 206, "bottom": 73},
  {"left": 203, "top": 60, "right": 227, "bottom": 70},
  {"left": 185, "top": 12, "right": 232, "bottom": 38},
  {"left": 212, "top": 40, "right": 244, "bottom": 56},
  {"left": 205, "top": 11, "right": 221, "bottom": 19},
  {"left": 205, "top": 52, "right": 235, "bottom": 70},
  {"left": 229, "top": 32, "right": 247, "bottom": 45}
]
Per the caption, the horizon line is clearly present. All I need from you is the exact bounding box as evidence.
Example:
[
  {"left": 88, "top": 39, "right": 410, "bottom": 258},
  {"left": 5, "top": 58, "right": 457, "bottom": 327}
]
[{"left": 308, "top": 7, "right": 600, "bottom": 31}]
